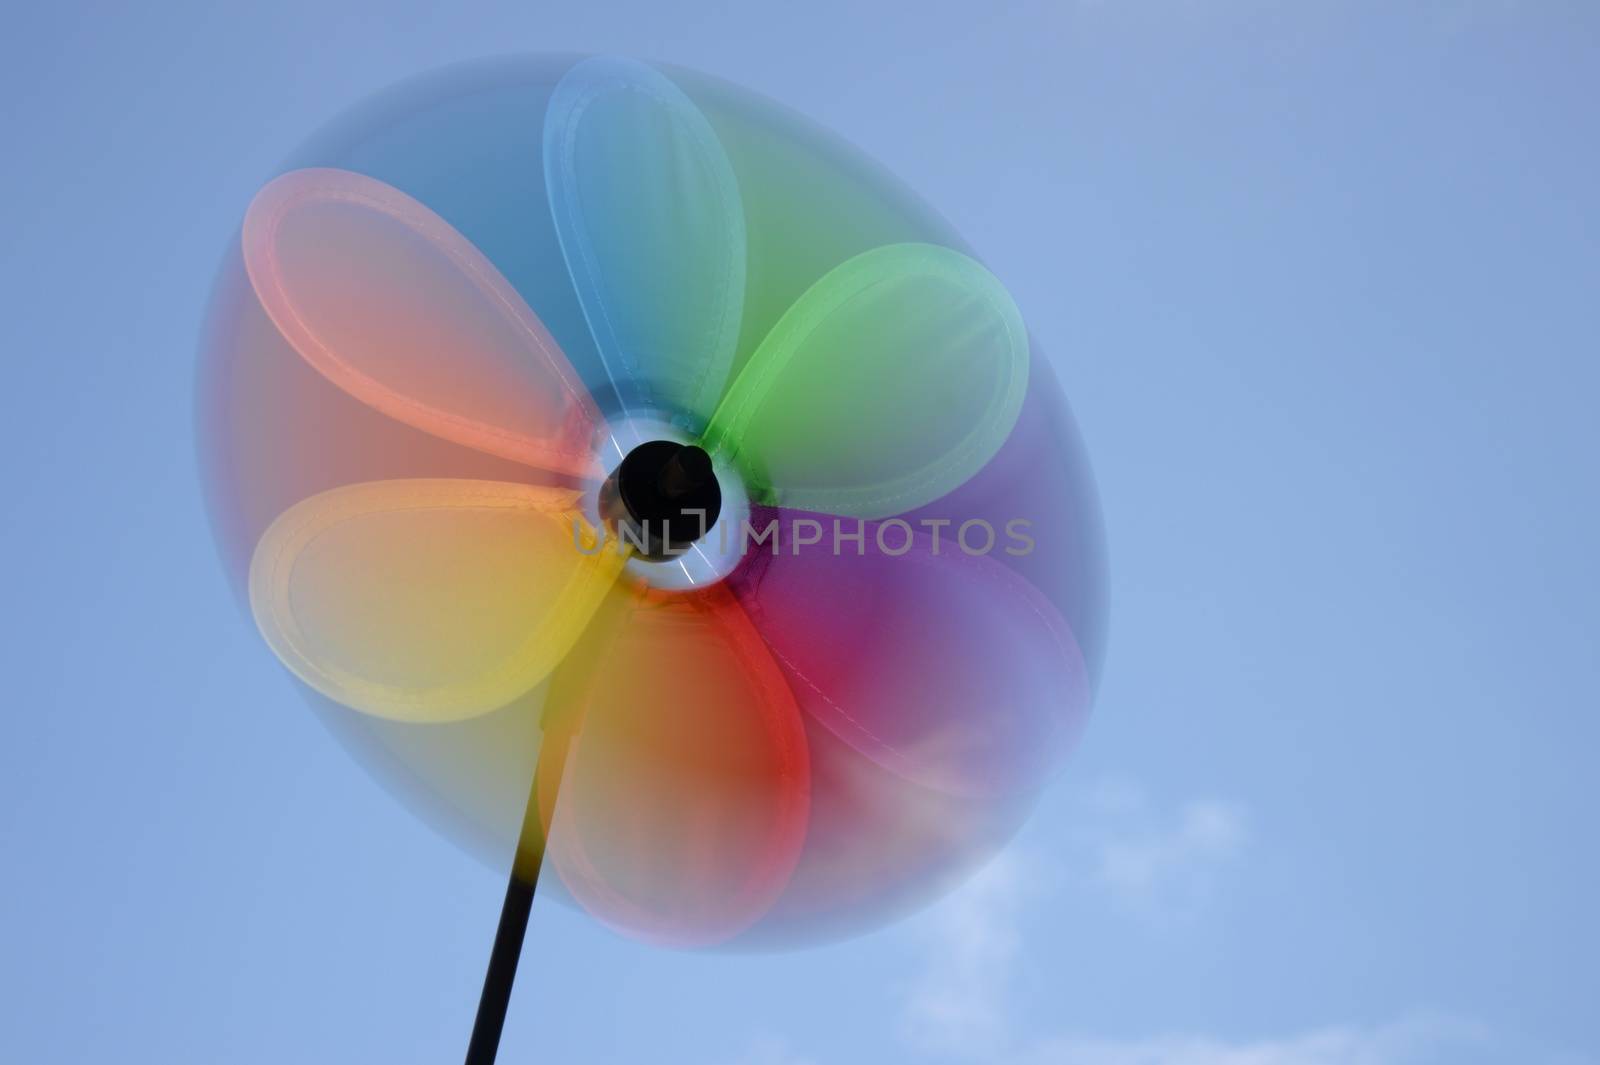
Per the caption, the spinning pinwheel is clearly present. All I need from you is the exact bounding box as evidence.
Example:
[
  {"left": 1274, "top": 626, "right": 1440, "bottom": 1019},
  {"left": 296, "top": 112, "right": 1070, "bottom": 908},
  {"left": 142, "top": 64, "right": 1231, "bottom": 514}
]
[{"left": 199, "top": 55, "right": 1104, "bottom": 1064}]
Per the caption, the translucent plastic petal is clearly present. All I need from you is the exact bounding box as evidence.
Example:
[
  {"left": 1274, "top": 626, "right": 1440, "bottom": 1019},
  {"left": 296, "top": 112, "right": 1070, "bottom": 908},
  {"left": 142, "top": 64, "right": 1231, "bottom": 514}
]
[
  {"left": 249, "top": 479, "right": 624, "bottom": 723},
  {"left": 706, "top": 244, "right": 1028, "bottom": 518},
  {"left": 535, "top": 584, "right": 809, "bottom": 946},
  {"left": 730, "top": 508, "right": 1089, "bottom": 797},
  {"left": 734, "top": 716, "right": 1024, "bottom": 947},
  {"left": 242, "top": 168, "right": 600, "bottom": 475},
  {"left": 545, "top": 57, "right": 745, "bottom": 424}
]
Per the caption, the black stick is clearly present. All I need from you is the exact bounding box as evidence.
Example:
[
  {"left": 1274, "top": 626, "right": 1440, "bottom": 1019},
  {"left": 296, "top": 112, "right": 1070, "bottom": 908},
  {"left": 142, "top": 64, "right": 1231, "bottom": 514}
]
[
  {"left": 463, "top": 869, "right": 539, "bottom": 1064},
  {"left": 464, "top": 734, "right": 569, "bottom": 1065}
]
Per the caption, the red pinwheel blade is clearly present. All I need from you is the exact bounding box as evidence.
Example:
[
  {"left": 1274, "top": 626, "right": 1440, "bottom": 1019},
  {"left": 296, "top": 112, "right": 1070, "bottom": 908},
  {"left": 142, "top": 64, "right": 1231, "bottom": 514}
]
[{"left": 535, "top": 584, "right": 810, "bottom": 946}]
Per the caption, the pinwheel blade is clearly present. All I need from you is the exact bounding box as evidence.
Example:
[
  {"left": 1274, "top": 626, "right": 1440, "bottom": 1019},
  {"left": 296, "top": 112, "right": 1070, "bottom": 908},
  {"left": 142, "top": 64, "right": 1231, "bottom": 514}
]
[
  {"left": 243, "top": 168, "right": 600, "bottom": 475},
  {"left": 545, "top": 57, "right": 745, "bottom": 425},
  {"left": 249, "top": 480, "right": 624, "bottom": 722},
  {"left": 730, "top": 509, "right": 1088, "bottom": 798},
  {"left": 735, "top": 715, "right": 1026, "bottom": 947},
  {"left": 706, "top": 244, "right": 1028, "bottom": 518},
  {"left": 535, "top": 585, "right": 809, "bottom": 946}
]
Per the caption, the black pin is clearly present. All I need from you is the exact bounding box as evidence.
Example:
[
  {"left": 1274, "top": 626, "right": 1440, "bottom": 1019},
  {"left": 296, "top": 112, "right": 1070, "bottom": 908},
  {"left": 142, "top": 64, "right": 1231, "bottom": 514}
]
[{"left": 598, "top": 441, "right": 723, "bottom": 559}]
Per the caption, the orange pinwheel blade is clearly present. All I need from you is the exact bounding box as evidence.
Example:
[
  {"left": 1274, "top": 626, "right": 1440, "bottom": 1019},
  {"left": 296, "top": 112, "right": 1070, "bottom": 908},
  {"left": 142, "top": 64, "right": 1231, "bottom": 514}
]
[
  {"left": 242, "top": 168, "right": 601, "bottom": 476},
  {"left": 249, "top": 479, "right": 625, "bottom": 723}
]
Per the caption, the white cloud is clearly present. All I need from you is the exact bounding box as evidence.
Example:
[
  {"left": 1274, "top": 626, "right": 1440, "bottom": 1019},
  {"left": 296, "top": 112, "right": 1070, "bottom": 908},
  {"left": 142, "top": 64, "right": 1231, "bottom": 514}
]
[
  {"left": 1011, "top": 1015, "right": 1491, "bottom": 1065},
  {"left": 739, "top": 1012, "right": 1549, "bottom": 1065},
  {"left": 741, "top": 779, "right": 1582, "bottom": 1065},
  {"left": 1076, "top": 779, "right": 1250, "bottom": 919},
  {"left": 722, "top": 1035, "right": 821, "bottom": 1065},
  {"left": 898, "top": 849, "right": 1033, "bottom": 1056},
  {"left": 896, "top": 781, "right": 1251, "bottom": 1058}
]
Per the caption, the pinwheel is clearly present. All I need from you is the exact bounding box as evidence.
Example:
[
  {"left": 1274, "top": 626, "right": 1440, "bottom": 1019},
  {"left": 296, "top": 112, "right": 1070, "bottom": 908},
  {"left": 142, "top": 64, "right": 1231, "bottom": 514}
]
[{"left": 198, "top": 55, "right": 1105, "bottom": 1064}]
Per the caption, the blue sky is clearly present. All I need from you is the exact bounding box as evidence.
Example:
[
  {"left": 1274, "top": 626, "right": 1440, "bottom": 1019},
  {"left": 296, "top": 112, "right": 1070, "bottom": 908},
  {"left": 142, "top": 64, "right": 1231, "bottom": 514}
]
[{"left": 2, "top": 2, "right": 1597, "bottom": 1063}]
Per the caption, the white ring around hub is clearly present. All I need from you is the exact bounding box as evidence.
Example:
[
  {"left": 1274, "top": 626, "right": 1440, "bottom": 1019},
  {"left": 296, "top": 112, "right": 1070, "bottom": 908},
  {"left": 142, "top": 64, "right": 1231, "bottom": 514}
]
[{"left": 582, "top": 413, "right": 751, "bottom": 592}]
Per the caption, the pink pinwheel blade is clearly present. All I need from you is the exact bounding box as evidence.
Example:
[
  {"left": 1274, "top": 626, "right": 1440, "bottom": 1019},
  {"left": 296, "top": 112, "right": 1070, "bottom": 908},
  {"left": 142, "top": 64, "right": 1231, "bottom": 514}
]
[{"left": 730, "top": 507, "right": 1091, "bottom": 799}]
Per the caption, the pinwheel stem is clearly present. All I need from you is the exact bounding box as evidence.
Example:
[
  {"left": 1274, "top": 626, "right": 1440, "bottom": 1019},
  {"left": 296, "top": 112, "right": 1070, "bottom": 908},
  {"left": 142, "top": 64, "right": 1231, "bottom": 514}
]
[
  {"left": 464, "top": 867, "right": 539, "bottom": 1064},
  {"left": 464, "top": 734, "right": 568, "bottom": 1065}
]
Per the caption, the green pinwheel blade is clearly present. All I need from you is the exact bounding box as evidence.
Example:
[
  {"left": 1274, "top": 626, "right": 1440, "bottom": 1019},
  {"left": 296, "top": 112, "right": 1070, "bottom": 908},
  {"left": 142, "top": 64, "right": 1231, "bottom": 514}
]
[
  {"left": 545, "top": 57, "right": 745, "bottom": 427},
  {"left": 705, "top": 243, "right": 1029, "bottom": 517}
]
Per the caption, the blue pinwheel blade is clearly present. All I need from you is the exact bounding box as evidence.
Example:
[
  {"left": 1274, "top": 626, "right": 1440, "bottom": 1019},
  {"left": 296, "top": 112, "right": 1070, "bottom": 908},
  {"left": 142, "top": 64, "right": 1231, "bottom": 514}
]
[{"left": 544, "top": 57, "right": 745, "bottom": 428}]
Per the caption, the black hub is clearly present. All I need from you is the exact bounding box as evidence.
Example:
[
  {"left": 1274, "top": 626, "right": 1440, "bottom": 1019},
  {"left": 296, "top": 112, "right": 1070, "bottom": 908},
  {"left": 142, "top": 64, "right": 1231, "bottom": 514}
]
[{"left": 599, "top": 441, "right": 722, "bottom": 561}]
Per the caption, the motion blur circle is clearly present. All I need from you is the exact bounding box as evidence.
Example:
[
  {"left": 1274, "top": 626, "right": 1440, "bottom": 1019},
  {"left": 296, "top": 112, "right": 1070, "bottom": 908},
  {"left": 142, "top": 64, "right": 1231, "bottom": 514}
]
[{"left": 197, "top": 54, "right": 1107, "bottom": 948}]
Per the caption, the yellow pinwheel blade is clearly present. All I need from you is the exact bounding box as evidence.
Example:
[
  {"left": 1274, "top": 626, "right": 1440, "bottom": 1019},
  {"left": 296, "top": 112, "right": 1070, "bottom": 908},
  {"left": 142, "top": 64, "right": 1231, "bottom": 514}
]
[{"left": 249, "top": 479, "right": 625, "bottom": 722}]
